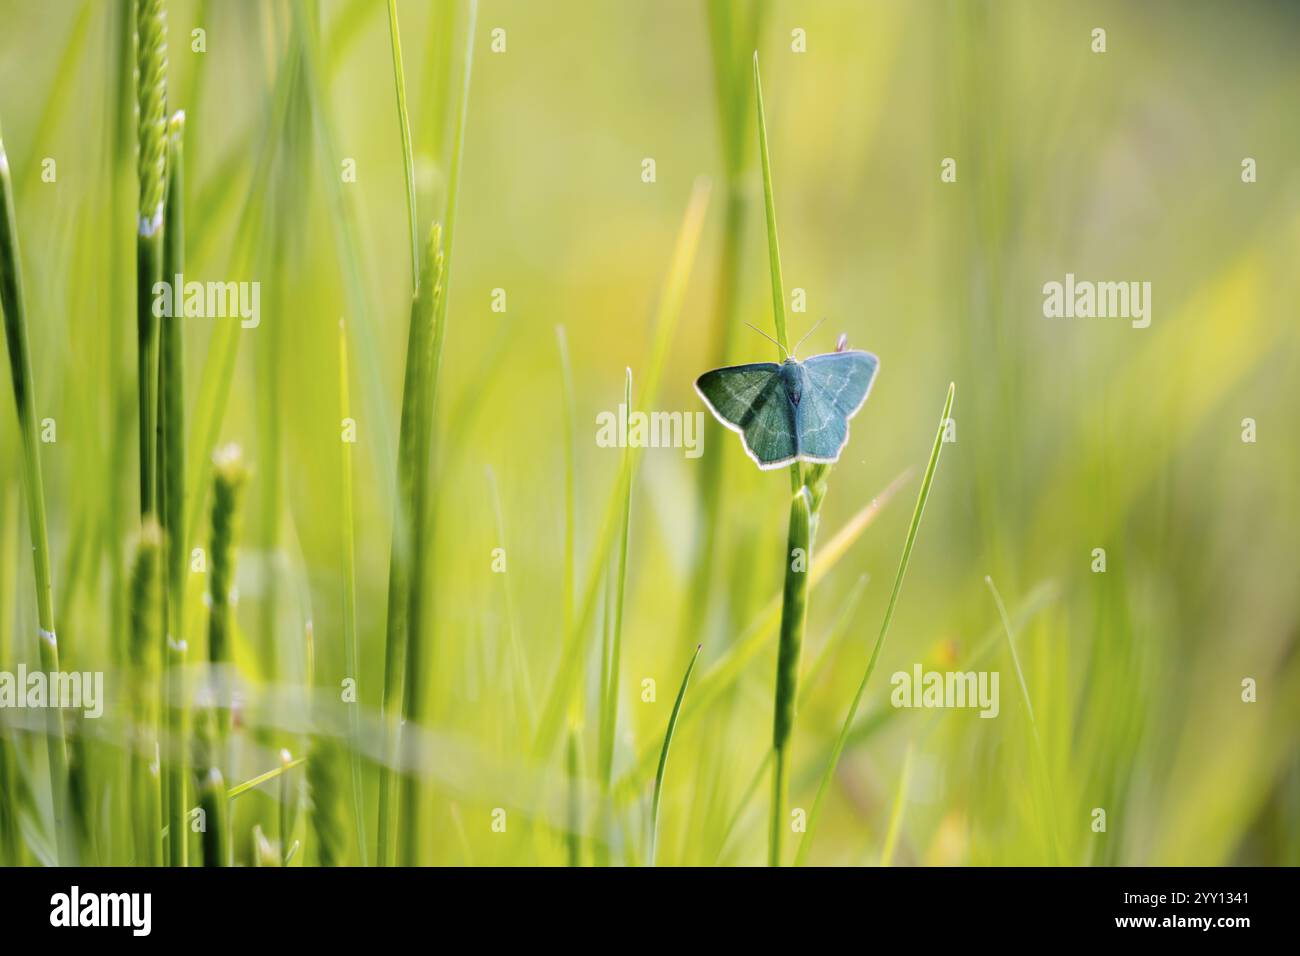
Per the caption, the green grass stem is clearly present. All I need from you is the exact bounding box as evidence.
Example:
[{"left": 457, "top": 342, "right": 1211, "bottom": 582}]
[
  {"left": 337, "top": 319, "right": 367, "bottom": 864},
  {"left": 533, "top": 178, "right": 711, "bottom": 758},
  {"left": 160, "top": 110, "right": 187, "bottom": 868},
  {"left": 386, "top": 0, "right": 419, "bottom": 292},
  {"left": 0, "top": 119, "right": 71, "bottom": 865},
  {"left": 795, "top": 382, "right": 955, "bottom": 866},
  {"left": 649, "top": 643, "right": 701, "bottom": 865},
  {"left": 769, "top": 485, "right": 812, "bottom": 866}
]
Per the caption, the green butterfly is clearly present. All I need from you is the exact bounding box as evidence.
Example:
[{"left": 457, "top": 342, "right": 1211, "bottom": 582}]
[{"left": 695, "top": 328, "right": 879, "bottom": 470}]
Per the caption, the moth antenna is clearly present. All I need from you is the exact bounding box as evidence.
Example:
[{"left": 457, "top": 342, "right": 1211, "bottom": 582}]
[
  {"left": 743, "top": 322, "right": 788, "bottom": 358},
  {"left": 791, "top": 316, "right": 830, "bottom": 358}
]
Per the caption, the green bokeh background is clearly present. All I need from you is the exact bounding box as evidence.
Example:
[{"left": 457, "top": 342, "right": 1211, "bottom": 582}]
[{"left": 0, "top": 0, "right": 1297, "bottom": 865}]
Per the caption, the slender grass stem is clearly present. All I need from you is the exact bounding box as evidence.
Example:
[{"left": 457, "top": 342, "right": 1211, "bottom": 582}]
[
  {"left": 753, "top": 51, "right": 818, "bottom": 866},
  {"left": 160, "top": 110, "right": 187, "bottom": 867},
  {"left": 622, "top": 470, "right": 909, "bottom": 787},
  {"left": 199, "top": 766, "right": 229, "bottom": 867},
  {"left": 555, "top": 326, "right": 576, "bottom": 636},
  {"left": 565, "top": 727, "right": 581, "bottom": 866},
  {"left": 208, "top": 445, "right": 246, "bottom": 784},
  {"left": 795, "top": 382, "right": 955, "bottom": 866},
  {"left": 594, "top": 369, "right": 634, "bottom": 864},
  {"left": 879, "top": 743, "right": 913, "bottom": 866},
  {"left": 985, "top": 574, "right": 1061, "bottom": 863},
  {"left": 386, "top": 0, "right": 419, "bottom": 291},
  {"left": 135, "top": 0, "right": 167, "bottom": 519},
  {"left": 127, "top": 523, "right": 162, "bottom": 866},
  {"left": 0, "top": 492, "right": 17, "bottom": 865},
  {"left": 752, "top": 53, "right": 788, "bottom": 357},
  {"left": 385, "top": 0, "right": 477, "bottom": 868},
  {"left": 279, "top": 748, "right": 294, "bottom": 865},
  {"left": 685, "top": 1, "right": 765, "bottom": 650},
  {"left": 0, "top": 120, "right": 71, "bottom": 866},
  {"left": 533, "top": 179, "right": 711, "bottom": 758},
  {"left": 769, "top": 486, "right": 812, "bottom": 866},
  {"left": 337, "top": 319, "right": 367, "bottom": 864},
  {"left": 649, "top": 643, "right": 701, "bottom": 866},
  {"left": 227, "top": 756, "right": 307, "bottom": 801},
  {"left": 382, "top": 223, "right": 444, "bottom": 868},
  {"left": 487, "top": 465, "right": 533, "bottom": 724}
]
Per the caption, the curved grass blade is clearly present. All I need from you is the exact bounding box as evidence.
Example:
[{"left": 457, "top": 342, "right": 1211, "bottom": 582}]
[
  {"left": 795, "top": 382, "right": 955, "bottom": 866},
  {"left": 622, "top": 468, "right": 910, "bottom": 788},
  {"left": 985, "top": 573, "right": 1061, "bottom": 863},
  {"left": 337, "top": 319, "right": 367, "bottom": 864},
  {"left": 386, "top": 0, "right": 419, "bottom": 291},
  {"left": 649, "top": 643, "right": 702, "bottom": 866},
  {"left": 879, "top": 742, "right": 913, "bottom": 866}
]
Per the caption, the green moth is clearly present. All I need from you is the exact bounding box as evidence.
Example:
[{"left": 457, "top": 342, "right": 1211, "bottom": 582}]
[{"left": 695, "top": 331, "right": 878, "bottom": 470}]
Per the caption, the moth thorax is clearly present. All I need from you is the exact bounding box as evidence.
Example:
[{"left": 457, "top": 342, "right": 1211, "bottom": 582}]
[{"left": 780, "top": 360, "right": 804, "bottom": 406}]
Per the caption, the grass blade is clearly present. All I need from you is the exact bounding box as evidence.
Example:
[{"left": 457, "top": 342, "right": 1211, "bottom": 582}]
[
  {"left": 533, "top": 178, "right": 711, "bottom": 758},
  {"left": 379, "top": 223, "right": 444, "bottom": 866},
  {"left": 337, "top": 319, "right": 367, "bottom": 864},
  {"left": 127, "top": 523, "right": 162, "bottom": 865},
  {"left": 386, "top": 0, "right": 419, "bottom": 291},
  {"left": 565, "top": 727, "right": 581, "bottom": 866},
  {"left": 160, "top": 110, "right": 188, "bottom": 868},
  {"left": 879, "top": 742, "right": 913, "bottom": 866},
  {"left": 555, "top": 326, "right": 576, "bottom": 636},
  {"left": 769, "top": 485, "right": 812, "bottom": 865},
  {"left": 752, "top": 52, "right": 788, "bottom": 357},
  {"left": 0, "top": 117, "right": 71, "bottom": 865},
  {"left": 649, "top": 643, "right": 701, "bottom": 866},
  {"left": 623, "top": 469, "right": 910, "bottom": 785},
  {"left": 795, "top": 382, "right": 955, "bottom": 866},
  {"left": 985, "top": 574, "right": 1060, "bottom": 863}
]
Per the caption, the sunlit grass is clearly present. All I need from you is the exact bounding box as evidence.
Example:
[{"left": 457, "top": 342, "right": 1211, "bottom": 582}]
[{"left": 0, "top": 0, "right": 1296, "bottom": 869}]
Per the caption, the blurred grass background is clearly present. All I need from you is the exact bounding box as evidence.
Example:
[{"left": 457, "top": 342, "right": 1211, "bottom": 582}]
[{"left": 0, "top": 0, "right": 1298, "bottom": 865}]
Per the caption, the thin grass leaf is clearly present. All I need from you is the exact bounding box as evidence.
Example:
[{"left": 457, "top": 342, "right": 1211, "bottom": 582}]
[
  {"left": 199, "top": 766, "right": 230, "bottom": 867},
  {"left": 386, "top": 0, "right": 419, "bottom": 291},
  {"left": 337, "top": 319, "right": 367, "bottom": 864},
  {"left": 769, "top": 485, "right": 812, "bottom": 866},
  {"left": 986, "top": 574, "right": 1061, "bottom": 864},
  {"left": 128, "top": 521, "right": 163, "bottom": 866},
  {"left": 135, "top": 0, "right": 167, "bottom": 519},
  {"left": 160, "top": 109, "right": 188, "bottom": 868},
  {"left": 752, "top": 52, "right": 788, "bottom": 356},
  {"left": 565, "top": 727, "right": 581, "bottom": 867},
  {"left": 555, "top": 326, "right": 576, "bottom": 636},
  {"left": 879, "top": 743, "right": 913, "bottom": 866},
  {"left": 0, "top": 117, "right": 71, "bottom": 865},
  {"left": 487, "top": 465, "right": 534, "bottom": 725},
  {"left": 795, "top": 382, "right": 955, "bottom": 866},
  {"left": 598, "top": 368, "right": 634, "bottom": 787},
  {"left": 534, "top": 178, "right": 711, "bottom": 758},
  {"left": 227, "top": 756, "right": 307, "bottom": 801},
  {"left": 379, "top": 223, "right": 444, "bottom": 867},
  {"left": 649, "top": 643, "right": 701, "bottom": 866},
  {"left": 623, "top": 469, "right": 910, "bottom": 786}
]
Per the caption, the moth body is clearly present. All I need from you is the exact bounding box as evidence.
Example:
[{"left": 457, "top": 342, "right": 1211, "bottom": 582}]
[{"left": 780, "top": 359, "right": 805, "bottom": 407}]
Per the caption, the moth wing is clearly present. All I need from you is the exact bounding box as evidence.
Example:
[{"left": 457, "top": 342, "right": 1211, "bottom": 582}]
[
  {"left": 796, "top": 351, "right": 879, "bottom": 463},
  {"left": 695, "top": 363, "right": 796, "bottom": 469},
  {"left": 801, "top": 350, "right": 879, "bottom": 418},
  {"left": 694, "top": 363, "right": 781, "bottom": 427}
]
